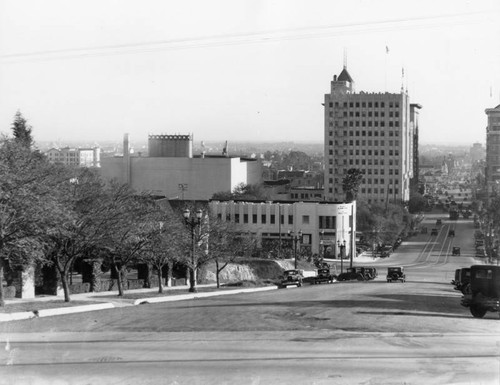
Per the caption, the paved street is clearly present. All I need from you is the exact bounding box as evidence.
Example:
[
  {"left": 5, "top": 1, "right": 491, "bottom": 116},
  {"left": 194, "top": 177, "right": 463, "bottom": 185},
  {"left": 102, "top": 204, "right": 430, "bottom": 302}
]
[{"left": 1, "top": 214, "right": 499, "bottom": 384}]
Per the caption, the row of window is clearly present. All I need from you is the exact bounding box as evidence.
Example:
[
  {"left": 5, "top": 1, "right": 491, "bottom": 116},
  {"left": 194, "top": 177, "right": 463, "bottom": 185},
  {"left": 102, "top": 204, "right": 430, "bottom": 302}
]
[
  {"left": 328, "top": 167, "right": 399, "bottom": 176},
  {"left": 330, "top": 153, "right": 400, "bottom": 164},
  {"left": 328, "top": 101, "right": 400, "bottom": 109},
  {"left": 328, "top": 120, "right": 400, "bottom": 128},
  {"left": 329, "top": 187, "right": 399, "bottom": 195},
  {"left": 329, "top": 139, "right": 400, "bottom": 147},
  {"left": 329, "top": 111, "right": 400, "bottom": 118},
  {"left": 331, "top": 178, "right": 399, "bottom": 185}
]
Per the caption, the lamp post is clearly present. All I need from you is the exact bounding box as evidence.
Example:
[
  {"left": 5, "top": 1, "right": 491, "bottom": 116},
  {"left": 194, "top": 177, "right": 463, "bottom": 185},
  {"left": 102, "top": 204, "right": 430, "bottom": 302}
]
[
  {"left": 337, "top": 240, "right": 346, "bottom": 274},
  {"left": 288, "top": 230, "right": 302, "bottom": 269},
  {"left": 319, "top": 230, "right": 324, "bottom": 261},
  {"left": 183, "top": 208, "right": 203, "bottom": 293}
]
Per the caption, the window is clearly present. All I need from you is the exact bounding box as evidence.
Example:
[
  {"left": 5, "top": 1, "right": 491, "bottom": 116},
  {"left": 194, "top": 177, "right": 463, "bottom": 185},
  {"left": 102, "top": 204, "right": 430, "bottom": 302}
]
[
  {"left": 252, "top": 214, "right": 257, "bottom": 223},
  {"left": 302, "top": 215, "right": 310, "bottom": 225},
  {"left": 288, "top": 215, "right": 293, "bottom": 224},
  {"left": 280, "top": 215, "right": 284, "bottom": 225},
  {"left": 243, "top": 214, "right": 248, "bottom": 224},
  {"left": 217, "top": 213, "right": 222, "bottom": 220},
  {"left": 270, "top": 215, "right": 275, "bottom": 224},
  {"left": 235, "top": 214, "right": 240, "bottom": 223}
]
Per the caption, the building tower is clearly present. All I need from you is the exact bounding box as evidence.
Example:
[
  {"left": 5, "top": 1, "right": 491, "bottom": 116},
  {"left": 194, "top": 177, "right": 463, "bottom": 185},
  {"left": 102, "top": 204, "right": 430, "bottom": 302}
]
[
  {"left": 323, "top": 66, "right": 415, "bottom": 204},
  {"left": 485, "top": 104, "right": 500, "bottom": 200},
  {"left": 409, "top": 103, "right": 422, "bottom": 193}
]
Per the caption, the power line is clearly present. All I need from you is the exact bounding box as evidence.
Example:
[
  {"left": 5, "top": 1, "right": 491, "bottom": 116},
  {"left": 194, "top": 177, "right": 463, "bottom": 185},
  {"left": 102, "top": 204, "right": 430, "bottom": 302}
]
[{"left": 0, "top": 10, "right": 497, "bottom": 63}]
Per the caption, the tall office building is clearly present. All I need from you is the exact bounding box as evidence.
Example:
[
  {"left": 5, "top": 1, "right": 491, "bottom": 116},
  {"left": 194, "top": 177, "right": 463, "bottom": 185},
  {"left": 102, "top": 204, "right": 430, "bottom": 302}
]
[
  {"left": 485, "top": 104, "right": 500, "bottom": 199},
  {"left": 323, "top": 66, "right": 415, "bottom": 204}
]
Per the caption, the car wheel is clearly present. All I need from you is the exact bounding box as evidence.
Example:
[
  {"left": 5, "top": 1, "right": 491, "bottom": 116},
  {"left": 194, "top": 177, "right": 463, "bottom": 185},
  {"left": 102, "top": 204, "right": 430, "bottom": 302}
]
[
  {"left": 470, "top": 304, "right": 487, "bottom": 318},
  {"left": 298, "top": 282, "right": 302, "bottom": 287}
]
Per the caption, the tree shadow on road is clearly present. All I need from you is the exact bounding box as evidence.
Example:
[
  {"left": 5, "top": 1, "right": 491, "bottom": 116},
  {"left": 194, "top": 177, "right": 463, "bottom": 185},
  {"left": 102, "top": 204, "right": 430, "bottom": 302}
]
[{"left": 173, "top": 292, "right": 468, "bottom": 318}]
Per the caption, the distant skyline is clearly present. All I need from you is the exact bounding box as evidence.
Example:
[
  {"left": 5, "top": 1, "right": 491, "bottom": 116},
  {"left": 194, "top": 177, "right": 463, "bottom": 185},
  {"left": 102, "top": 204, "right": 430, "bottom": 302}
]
[{"left": 1, "top": 0, "right": 500, "bottom": 146}]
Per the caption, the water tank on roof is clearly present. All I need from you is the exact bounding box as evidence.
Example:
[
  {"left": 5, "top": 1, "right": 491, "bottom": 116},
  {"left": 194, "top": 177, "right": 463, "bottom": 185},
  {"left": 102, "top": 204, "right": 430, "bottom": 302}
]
[{"left": 148, "top": 134, "right": 193, "bottom": 158}]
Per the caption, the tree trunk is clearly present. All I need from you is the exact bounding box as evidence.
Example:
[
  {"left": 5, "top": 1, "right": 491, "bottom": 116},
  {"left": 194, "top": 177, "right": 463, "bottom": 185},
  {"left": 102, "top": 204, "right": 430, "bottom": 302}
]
[
  {"left": 189, "top": 266, "right": 197, "bottom": 292},
  {"left": 55, "top": 258, "right": 71, "bottom": 302},
  {"left": 60, "top": 270, "right": 71, "bottom": 302},
  {"left": 114, "top": 264, "right": 124, "bottom": 297},
  {"left": 157, "top": 268, "right": 163, "bottom": 294},
  {"left": 166, "top": 261, "right": 173, "bottom": 287},
  {"left": 0, "top": 258, "right": 5, "bottom": 307},
  {"left": 215, "top": 259, "right": 220, "bottom": 289}
]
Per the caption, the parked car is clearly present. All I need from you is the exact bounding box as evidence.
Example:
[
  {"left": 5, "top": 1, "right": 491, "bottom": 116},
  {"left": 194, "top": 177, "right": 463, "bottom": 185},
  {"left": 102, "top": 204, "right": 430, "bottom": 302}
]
[
  {"left": 436, "top": 219, "right": 442, "bottom": 226},
  {"left": 461, "top": 265, "right": 500, "bottom": 318},
  {"left": 313, "top": 268, "right": 335, "bottom": 284},
  {"left": 475, "top": 248, "right": 486, "bottom": 258},
  {"left": 280, "top": 269, "right": 303, "bottom": 288},
  {"left": 448, "top": 229, "right": 455, "bottom": 237},
  {"left": 431, "top": 228, "right": 438, "bottom": 236},
  {"left": 452, "top": 246, "right": 461, "bottom": 256},
  {"left": 379, "top": 245, "right": 393, "bottom": 258},
  {"left": 337, "top": 267, "right": 366, "bottom": 281},
  {"left": 363, "top": 267, "right": 378, "bottom": 280},
  {"left": 386, "top": 266, "right": 406, "bottom": 283}
]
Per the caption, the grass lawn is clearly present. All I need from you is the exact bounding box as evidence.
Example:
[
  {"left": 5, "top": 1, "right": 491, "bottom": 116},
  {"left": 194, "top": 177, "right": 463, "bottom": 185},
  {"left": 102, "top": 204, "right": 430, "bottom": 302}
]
[{"left": 0, "top": 300, "right": 104, "bottom": 314}]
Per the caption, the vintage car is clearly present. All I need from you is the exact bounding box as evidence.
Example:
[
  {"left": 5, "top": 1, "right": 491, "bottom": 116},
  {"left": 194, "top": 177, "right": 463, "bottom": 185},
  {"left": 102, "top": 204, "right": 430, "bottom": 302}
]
[
  {"left": 436, "top": 219, "right": 442, "bottom": 226},
  {"left": 448, "top": 229, "right": 455, "bottom": 237},
  {"left": 313, "top": 268, "right": 335, "bottom": 284},
  {"left": 430, "top": 228, "right": 438, "bottom": 236},
  {"left": 337, "top": 267, "right": 366, "bottom": 281},
  {"left": 363, "top": 267, "right": 378, "bottom": 280},
  {"left": 452, "top": 267, "right": 471, "bottom": 294},
  {"left": 386, "top": 266, "right": 406, "bottom": 283},
  {"left": 461, "top": 265, "right": 500, "bottom": 318},
  {"left": 379, "top": 245, "right": 393, "bottom": 258},
  {"left": 280, "top": 269, "right": 303, "bottom": 288},
  {"left": 452, "top": 246, "right": 461, "bottom": 256},
  {"left": 475, "top": 248, "right": 487, "bottom": 258}
]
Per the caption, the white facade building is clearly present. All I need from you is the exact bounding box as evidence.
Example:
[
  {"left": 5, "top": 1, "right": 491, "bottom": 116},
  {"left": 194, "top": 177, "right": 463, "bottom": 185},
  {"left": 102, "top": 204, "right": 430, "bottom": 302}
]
[
  {"left": 209, "top": 200, "right": 356, "bottom": 258},
  {"left": 45, "top": 147, "right": 100, "bottom": 167}
]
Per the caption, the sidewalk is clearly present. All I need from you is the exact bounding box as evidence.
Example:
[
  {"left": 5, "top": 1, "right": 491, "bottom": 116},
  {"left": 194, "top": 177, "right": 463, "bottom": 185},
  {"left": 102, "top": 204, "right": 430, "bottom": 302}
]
[{"left": 0, "top": 284, "right": 278, "bottom": 323}]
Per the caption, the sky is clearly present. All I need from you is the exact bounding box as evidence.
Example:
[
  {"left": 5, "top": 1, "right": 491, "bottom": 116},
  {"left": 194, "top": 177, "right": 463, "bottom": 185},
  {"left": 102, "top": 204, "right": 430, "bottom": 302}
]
[{"left": 1, "top": 0, "right": 499, "bottom": 146}]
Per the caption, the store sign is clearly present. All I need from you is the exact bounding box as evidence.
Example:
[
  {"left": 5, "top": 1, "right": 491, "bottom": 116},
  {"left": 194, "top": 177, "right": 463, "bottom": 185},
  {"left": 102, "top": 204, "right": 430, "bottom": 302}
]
[{"left": 337, "top": 204, "right": 350, "bottom": 215}]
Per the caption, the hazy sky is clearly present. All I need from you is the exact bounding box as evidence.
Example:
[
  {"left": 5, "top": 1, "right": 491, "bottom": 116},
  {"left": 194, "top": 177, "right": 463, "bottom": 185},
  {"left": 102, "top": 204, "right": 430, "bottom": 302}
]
[{"left": 1, "top": 0, "right": 499, "bottom": 146}]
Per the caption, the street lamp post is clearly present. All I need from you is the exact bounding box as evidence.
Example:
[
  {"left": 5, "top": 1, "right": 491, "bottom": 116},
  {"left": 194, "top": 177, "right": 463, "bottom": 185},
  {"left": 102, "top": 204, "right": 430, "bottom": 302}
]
[
  {"left": 319, "top": 230, "right": 324, "bottom": 261},
  {"left": 337, "top": 240, "right": 346, "bottom": 274},
  {"left": 288, "top": 230, "right": 302, "bottom": 269},
  {"left": 183, "top": 208, "right": 203, "bottom": 293}
]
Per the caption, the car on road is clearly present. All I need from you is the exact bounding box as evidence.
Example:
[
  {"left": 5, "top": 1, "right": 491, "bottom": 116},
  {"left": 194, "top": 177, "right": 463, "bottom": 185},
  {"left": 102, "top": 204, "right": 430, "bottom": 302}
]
[
  {"left": 448, "top": 229, "right": 455, "bottom": 237},
  {"left": 313, "top": 268, "right": 335, "bottom": 284},
  {"left": 436, "top": 219, "right": 442, "bottom": 226},
  {"left": 386, "top": 266, "right": 406, "bottom": 283},
  {"left": 475, "top": 248, "right": 486, "bottom": 258},
  {"left": 452, "top": 268, "right": 471, "bottom": 294},
  {"left": 461, "top": 265, "right": 500, "bottom": 318},
  {"left": 280, "top": 269, "right": 303, "bottom": 288},
  {"left": 431, "top": 228, "right": 438, "bottom": 236},
  {"left": 337, "top": 267, "right": 367, "bottom": 281},
  {"left": 379, "top": 245, "right": 393, "bottom": 258},
  {"left": 452, "top": 246, "right": 461, "bottom": 256}
]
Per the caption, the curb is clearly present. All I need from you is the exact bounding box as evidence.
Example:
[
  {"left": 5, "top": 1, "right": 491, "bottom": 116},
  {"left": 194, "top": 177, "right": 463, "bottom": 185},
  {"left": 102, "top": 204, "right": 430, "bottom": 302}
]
[
  {"left": 0, "top": 303, "right": 115, "bottom": 323},
  {"left": 0, "top": 287, "right": 278, "bottom": 322},
  {"left": 134, "top": 286, "right": 278, "bottom": 305}
]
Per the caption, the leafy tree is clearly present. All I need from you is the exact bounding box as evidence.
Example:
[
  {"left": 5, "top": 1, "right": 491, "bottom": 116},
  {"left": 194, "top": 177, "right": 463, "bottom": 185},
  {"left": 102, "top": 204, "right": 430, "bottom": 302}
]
[
  {"left": 204, "top": 216, "right": 256, "bottom": 288},
  {"left": 212, "top": 183, "right": 270, "bottom": 201},
  {"left": 408, "top": 192, "right": 427, "bottom": 213},
  {"left": 342, "top": 168, "right": 364, "bottom": 202},
  {"left": 0, "top": 139, "right": 68, "bottom": 306},
  {"left": 139, "top": 208, "right": 185, "bottom": 293},
  {"left": 99, "top": 184, "right": 159, "bottom": 297},
  {"left": 43, "top": 168, "right": 109, "bottom": 302},
  {"left": 11, "top": 111, "right": 33, "bottom": 149}
]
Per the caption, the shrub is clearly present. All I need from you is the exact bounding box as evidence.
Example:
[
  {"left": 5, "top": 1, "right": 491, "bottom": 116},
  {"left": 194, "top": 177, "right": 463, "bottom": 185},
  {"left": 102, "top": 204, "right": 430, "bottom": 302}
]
[
  {"left": 4, "top": 286, "right": 16, "bottom": 298},
  {"left": 69, "top": 282, "right": 90, "bottom": 294}
]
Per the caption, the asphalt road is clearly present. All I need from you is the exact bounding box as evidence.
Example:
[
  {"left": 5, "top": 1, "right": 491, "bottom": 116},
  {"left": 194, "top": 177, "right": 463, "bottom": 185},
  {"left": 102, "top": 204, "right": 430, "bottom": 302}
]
[{"left": 1, "top": 213, "right": 499, "bottom": 384}]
